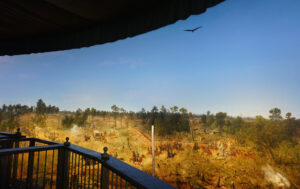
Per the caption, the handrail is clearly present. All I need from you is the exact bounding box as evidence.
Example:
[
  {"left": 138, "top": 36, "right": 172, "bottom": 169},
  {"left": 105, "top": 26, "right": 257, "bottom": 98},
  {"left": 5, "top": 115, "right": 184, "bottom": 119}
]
[
  {"left": 0, "top": 144, "right": 64, "bottom": 155},
  {"left": 16, "top": 137, "right": 59, "bottom": 145},
  {"left": 67, "top": 144, "right": 176, "bottom": 189},
  {"left": 0, "top": 131, "right": 18, "bottom": 136},
  {"left": 102, "top": 155, "right": 175, "bottom": 189},
  {"left": 0, "top": 130, "right": 177, "bottom": 189}
]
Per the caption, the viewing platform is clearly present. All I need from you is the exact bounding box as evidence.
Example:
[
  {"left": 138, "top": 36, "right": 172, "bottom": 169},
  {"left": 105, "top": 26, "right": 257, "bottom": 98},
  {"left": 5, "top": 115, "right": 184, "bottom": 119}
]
[{"left": 0, "top": 129, "right": 176, "bottom": 189}]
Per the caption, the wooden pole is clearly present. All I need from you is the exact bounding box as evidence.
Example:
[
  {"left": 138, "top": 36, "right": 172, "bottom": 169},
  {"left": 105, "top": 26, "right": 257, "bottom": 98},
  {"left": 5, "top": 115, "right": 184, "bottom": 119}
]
[{"left": 152, "top": 125, "right": 155, "bottom": 176}]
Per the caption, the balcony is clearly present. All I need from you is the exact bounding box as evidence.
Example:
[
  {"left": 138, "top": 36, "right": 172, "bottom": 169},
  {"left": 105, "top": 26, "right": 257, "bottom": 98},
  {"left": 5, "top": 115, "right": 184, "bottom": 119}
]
[{"left": 0, "top": 129, "right": 176, "bottom": 189}]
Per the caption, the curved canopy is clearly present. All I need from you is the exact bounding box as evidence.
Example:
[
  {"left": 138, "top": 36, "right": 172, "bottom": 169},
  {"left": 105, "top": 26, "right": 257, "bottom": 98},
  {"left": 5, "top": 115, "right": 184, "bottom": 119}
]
[{"left": 0, "top": 0, "right": 224, "bottom": 56}]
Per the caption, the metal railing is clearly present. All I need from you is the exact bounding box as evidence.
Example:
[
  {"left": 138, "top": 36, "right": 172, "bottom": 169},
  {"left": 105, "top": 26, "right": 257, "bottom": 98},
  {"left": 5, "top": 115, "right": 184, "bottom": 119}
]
[{"left": 0, "top": 129, "right": 176, "bottom": 189}]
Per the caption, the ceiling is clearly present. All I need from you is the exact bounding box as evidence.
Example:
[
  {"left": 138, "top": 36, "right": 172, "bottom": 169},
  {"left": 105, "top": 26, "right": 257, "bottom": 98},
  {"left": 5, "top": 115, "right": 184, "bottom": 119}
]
[{"left": 0, "top": 0, "right": 224, "bottom": 56}]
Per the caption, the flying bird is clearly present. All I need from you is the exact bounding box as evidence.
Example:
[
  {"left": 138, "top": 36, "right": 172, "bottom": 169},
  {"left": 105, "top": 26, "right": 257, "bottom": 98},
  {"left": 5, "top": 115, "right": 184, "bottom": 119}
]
[{"left": 184, "top": 26, "right": 202, "bottom": 32}]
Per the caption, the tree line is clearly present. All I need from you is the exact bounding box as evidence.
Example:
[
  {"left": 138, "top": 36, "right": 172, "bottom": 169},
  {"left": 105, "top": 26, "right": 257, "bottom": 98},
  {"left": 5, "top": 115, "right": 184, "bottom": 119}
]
[
  {"left": 136, "top": 105, "right": 190, "bottom": 135},
  {"left": 199, "top": 108, "right": 300, "bottom": 165},
  {"left": 60, "top": 104, "right": 191, "bottom": 136},
  {"left": 0, "top": 99, "right": 59, "bottom": 131}
]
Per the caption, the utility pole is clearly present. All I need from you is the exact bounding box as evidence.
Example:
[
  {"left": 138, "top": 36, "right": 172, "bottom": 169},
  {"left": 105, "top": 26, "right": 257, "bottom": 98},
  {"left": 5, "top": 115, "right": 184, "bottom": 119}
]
[{"left": 151, "top": 125, "right": 155, "bottom": 176}]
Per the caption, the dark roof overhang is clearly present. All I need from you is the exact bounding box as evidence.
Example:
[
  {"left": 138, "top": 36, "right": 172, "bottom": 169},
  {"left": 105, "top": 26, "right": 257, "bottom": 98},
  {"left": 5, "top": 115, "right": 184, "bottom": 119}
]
[{"left": 0, "top": 0, "right": 224, "bottom": 56}]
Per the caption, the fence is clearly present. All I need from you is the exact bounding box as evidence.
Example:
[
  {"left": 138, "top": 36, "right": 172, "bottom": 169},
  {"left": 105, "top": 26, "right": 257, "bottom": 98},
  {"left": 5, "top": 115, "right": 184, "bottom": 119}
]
[{"left": 0, "top": 129, "right": 176, "bottom": 189}]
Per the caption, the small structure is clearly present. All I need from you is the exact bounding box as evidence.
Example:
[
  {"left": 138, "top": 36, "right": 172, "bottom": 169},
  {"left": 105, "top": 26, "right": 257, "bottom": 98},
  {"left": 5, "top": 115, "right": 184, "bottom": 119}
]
[{"left": 93, "top": 130, "right": 101, "bottom": 141}]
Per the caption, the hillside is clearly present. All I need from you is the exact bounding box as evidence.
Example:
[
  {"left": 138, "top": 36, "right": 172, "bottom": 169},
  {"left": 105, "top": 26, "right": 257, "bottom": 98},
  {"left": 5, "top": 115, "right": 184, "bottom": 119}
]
[{"left": 8, "top": 113, "right": 299, "bottom": 189}]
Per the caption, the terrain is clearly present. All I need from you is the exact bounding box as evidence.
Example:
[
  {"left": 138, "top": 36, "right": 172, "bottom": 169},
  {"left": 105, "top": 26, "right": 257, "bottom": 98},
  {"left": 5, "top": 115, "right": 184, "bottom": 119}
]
[{"left": 11, "top": 113, "right": 300, "bottom": 189}]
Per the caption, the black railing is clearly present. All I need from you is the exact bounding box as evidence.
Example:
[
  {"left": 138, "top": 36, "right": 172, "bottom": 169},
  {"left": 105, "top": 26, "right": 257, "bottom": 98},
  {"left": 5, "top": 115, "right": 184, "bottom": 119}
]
[{"left": 0, "top": 129, "right": 176, "bottom": 189}]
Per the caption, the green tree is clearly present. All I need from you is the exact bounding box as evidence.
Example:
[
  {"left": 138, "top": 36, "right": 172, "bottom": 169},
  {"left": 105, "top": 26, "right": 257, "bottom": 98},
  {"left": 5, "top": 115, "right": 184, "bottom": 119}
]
[
  {"left": 215, "top": 112, "right": 227, "bottom": 130},
  {"left": 120, "top": 107, "right": 126, "bottom": 127},
  {"left": 285, "top": 112, "right": 292, "bottom": 119},
  {"left": 200, "top": 114, "right": 207, "bottom": 125},
  {"left": 62, "top": 115, "right": 74, "bottom": 129},
  {"left": 74, "top": 109, "right": 88, "bottom": 127},
  {"left": 151, "top": 106, "right": 158, "bottom": 113},
  {"left": 179, "top": 107, "right": 188, "bottom": 114},
  {"left": 128, "top": 111, "right": 135, "bottom": 120},
  {"left": 91, "top": 108, "right": 97, "bottom": 116},
  {"left": 170, "top": 106, "right": 178, "bottom": 113},
  {"left": 160, "top": 105, "right": 167, "bottom": 113},
  {"left": 227, "top": 116, "right": 243, "bottom": 134},
  {"left": 36, "top": 99, "right": 47, "bottom": 114},
  {"left": 138, "top": 108, "right": 147, "bottom": 124},
  {"left": 150, "top": 106, "right": 159, "bottom": 125},
  {"left": 269, "top": 107, "right": 282, "bottom": 121},
  {"left": 111, "top": 105, "right": 119, "bottom": 128},
  {"left": 250, "top": 116, "right": 285, "bottom": 160}
]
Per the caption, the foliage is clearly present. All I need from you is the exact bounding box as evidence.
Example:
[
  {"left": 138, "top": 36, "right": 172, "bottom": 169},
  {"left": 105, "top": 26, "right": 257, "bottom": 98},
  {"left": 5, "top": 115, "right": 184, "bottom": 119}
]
[
  {"left": 36, "top": 99, "right": 59, "bottom": 114},
  {"left": 142, "top": 105, "right": 190, "bottom": 135},
  {"left": 215, "top": 112, "right": 227, "bottom": 130},
  {"left": 200, "top": 108, "right": 300, "bottom": 165},
  {"left": 269, "top": 107, "right": 283, "bottom": 121},
  {"left": 32, "top": 114, "right": 47, "bottom": 127},
  {"left": 62, "top": 115, "right": 74, "bottom": 129},
  {"left": 62, "top": 109, "right": 88, "bottom": 128},
  {"left": 0, "top": 104, "right": 32, "bottom": 131}
]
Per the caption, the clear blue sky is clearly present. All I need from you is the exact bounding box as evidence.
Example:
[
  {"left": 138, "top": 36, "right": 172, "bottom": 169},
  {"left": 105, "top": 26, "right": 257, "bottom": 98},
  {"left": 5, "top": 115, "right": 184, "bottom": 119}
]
[{"left": 1, "top": 0, "right": 300, "bottom": 118}]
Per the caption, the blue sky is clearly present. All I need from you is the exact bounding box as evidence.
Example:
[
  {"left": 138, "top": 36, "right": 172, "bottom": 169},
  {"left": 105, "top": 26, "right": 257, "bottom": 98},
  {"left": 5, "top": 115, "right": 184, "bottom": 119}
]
[{"left": 0, "top": 0, "right": 300, "bottom": 118}]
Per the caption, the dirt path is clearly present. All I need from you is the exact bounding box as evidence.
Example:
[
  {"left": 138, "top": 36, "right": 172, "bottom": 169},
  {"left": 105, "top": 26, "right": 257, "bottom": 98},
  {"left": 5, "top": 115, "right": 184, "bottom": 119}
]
[{"left": 126, "top": 126, "right": 151, "bottom": 145}]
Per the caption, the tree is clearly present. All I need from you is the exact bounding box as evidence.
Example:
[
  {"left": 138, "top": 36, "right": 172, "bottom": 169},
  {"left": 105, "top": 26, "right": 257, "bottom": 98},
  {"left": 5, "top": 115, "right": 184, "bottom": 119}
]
[
  {"left": 207, "top": 111, "right": 211, "bottom": 116},
  {"left": 91, "top": 108, "right": 97, "bottom": 116},
  {"left": 228, "top": 116, "right": 243, "bottom": 134},
  {"left": 200, "top": 114, "right": 207, "bottom": 125},
  {"left": 62, "top": 115, "right": 74, "bottom": 129},
  {"left": 151, "top": 106, "right": 158, "bottom": 113},
  {"left": 85, "top": 108, "right": 91, "bottom": 115},
  {"left": 150, "top": 106, "right": 159, "bottom": 125},
  {"left": 170, "top": 106, "right": 178, "bottom": 113},
  {"left": 160, "top": 105, "right": 167, "bottom": 113},
  {"left": 179, "top": 107, "right": 188, "bottom": 114},
  {"left": 251, "top": 117, "right": 284, "bottom": 160},
  {"left": 283, "top": 113, "right": 298, "bottom": 136},
  {"left": 119, "top": 107, "right": 126, "bottom": 127},
  {"left": 36, "top": 99, "right": 47, "bottom": 114},
  {"left": 269, "top": 108, "right": 282, "bottom": 121},
  {"left": 0, "top": 110, "right": 2, "bottom": 123},
  {"left": 111, "top": 105, "right": 119, "bottom": 112},
  {"left": 285, "top": 112, "right": 292, "bottom": 120},
  {"left": 111, "top": 105, "right": 119, "bottom": 128},
  {"left": 74, "top": 109, "right": 88, "bottom": 127},
  {"left": 2, "top": 104, "right": 7, "bottom": 112},
  {"left": 215, "top": 112, "right": 227, "bottom": 130},
  {"left": 128, "top": 111, "right": 135, "bottom": 120},
  {"left": 138, "top": 108, "right": 147, "bottom": 124},
  {"left": 206, "top": 112, "right": 215, "bottom": 127}
]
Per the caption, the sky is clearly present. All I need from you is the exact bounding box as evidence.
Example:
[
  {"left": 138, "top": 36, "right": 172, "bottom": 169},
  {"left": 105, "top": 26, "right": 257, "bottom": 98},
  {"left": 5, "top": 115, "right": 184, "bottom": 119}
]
[{"left": 0, "top": 0, "right": 300, "bottom": 118}]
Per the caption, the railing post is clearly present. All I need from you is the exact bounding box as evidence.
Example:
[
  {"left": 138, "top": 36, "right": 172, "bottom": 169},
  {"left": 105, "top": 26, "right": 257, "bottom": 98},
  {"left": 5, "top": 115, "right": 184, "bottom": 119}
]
[
  {"left": 26, "top": 139, "right": 35, "bottom": 189},
  {"left": 12, "top": 128, "right": 21, "bottom": 182},
  {"left": 0, "top": 128, "right": 22, "bottom": 188},
  {"left": 56, "top": 137, "right": 70, "bottom": 189},
  {"left": 101, "top": 147, "right": 109, "bottom": 189},
  {"left": 0, "top": 153, "right": 11, "bottom": 188}
]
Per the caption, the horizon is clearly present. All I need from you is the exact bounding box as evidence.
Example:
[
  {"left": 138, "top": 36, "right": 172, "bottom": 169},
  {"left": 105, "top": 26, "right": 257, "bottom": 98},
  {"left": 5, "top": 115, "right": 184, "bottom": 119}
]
[
  {"left": 1, "top": 0, "right": 300, "bottom": 118},
  {"left": 0, "top": 99, "right": 294, "bottom": 120}
]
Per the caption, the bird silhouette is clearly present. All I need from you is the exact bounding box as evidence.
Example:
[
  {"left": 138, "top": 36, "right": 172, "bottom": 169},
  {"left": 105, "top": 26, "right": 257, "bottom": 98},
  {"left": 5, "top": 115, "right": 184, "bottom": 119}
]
[{"left": 184, "top": 26, "right": 202, "bottom": 32}]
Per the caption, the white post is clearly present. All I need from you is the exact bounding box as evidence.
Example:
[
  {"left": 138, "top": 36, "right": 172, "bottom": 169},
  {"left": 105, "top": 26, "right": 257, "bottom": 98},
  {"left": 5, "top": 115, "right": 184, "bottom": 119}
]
[{"left": 151, "top": 125, "right": 155, "bottom": 176}]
